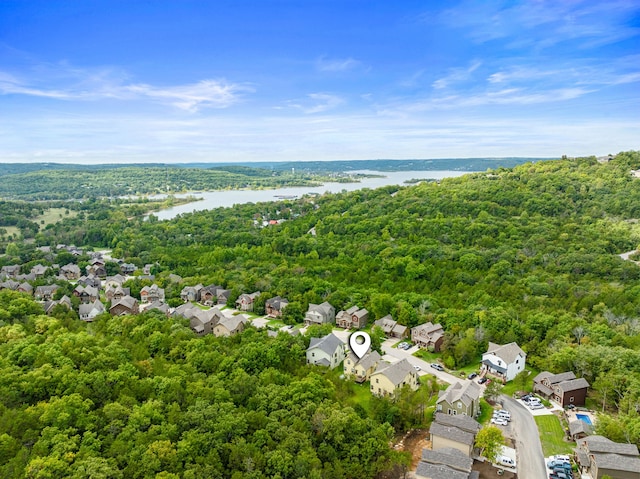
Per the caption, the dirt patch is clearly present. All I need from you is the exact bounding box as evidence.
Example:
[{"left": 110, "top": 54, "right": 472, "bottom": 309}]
[
  {"left": 399, "top": 429, "right": 429, "bottom": 469},
  {"left": 472, "top": 460, "right": 517, "bottom": 479}
]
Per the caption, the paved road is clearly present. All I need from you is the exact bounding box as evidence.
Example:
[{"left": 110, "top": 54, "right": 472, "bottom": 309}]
[{"left": 502, "top": 395, "right": 547, "bottom": 479}]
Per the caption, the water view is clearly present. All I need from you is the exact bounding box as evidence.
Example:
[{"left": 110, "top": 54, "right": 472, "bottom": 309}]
[{"left": 152, "top": 170, "right": 472, "bottom": 220}]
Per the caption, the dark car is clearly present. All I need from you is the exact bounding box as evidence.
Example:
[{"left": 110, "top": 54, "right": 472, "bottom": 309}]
[
  {"left": 477, "top": 377, "right": 488, "bottom": 384},
  {"left": 430, "top": 363, "right": 444, "bottom": 371},
  {"left": 468, "top": 372, "right": 478, "bottom": 380}
]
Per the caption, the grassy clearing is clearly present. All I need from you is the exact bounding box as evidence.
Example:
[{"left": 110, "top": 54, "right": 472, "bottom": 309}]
[
  {"left": 413, "top": 349, "right": 440, "bottom": 362},
  {"left": 478, "top": 398, "right": 493, "bottom": 425},
  {"left": 34, "top": 207, "right": 77, "bottom": 229},
  {"left": 0, "top": 226, "right": 21, "bottom": 239},
  {"left": 535, "top": 414, "right": 575, "bottom": 456}
]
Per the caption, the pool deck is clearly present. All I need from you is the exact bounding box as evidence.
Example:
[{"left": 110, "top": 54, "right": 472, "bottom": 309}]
[{"left": 565, "top": 408, "right": 596, "bottom": 426}]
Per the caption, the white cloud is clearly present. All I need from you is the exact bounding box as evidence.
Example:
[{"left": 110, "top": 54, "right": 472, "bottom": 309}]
[
  {"left": 289, "top": 93, "right": 344, "bottom": 114},
  {"left": 432, "top": 60, "right": 482, "bottom": 89},
  {"left": 316, "top": 56, "right": 363, "bottom": 72},
  {"left": 0, "top": 63, "right": 250, "bottom": 111}
]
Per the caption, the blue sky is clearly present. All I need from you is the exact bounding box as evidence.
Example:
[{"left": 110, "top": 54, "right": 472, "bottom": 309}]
[{"left": 1, "top": 0, "right": 639, "bottom": 164}]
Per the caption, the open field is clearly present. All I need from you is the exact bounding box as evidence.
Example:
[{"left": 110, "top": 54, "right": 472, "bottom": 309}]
[{"left": 34, "top": 207, "right": 77, "bottom": 228}]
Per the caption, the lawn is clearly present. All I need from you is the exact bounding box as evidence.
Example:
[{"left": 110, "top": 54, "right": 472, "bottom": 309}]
[
  {"left": 413, "top": 349, "right": 440, "bottom": 362},
  {"left": 534, "top": 414, "right": 575, "bottom": 456},
  {"left": 34, "top": 207, "right": 77, "bottom": 229}
]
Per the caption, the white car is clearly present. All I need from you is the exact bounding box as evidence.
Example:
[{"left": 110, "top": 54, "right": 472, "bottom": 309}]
[
  {"left": 491, "top": 417, "right": 508, "bottom": 426},
  {"left": 413, "top": 365, "right": 421, "bottom": 371},
  {"left": 529, "top": 402, "right": 544, "bottom": 410},
  {"left": 496, "top": 455, "right": 516, "bottom": 468}
]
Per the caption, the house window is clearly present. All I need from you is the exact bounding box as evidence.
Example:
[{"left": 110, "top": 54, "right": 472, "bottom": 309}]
[
  {"left": 458, "top": 402, "right": 462, "bottom": 408},
  {"left": 312, "top": 353, "right": 315, "bottom": 357},
  {"left": 376, "top": 378, "right": 379, "bottom": 383},
  {"left": 516, "top": 359, "right": 519, "bottom": 364},
  {"left": 570, "top": 397, "right": 574, "bottom": 403}
]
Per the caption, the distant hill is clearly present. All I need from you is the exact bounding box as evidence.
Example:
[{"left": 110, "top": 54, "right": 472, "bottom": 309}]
[{"left": 0, "top": 157, "right": 551, "bottom": 177}]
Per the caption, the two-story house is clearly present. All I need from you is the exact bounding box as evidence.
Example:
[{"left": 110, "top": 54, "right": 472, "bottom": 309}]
[
  {"left": 575, "top": 435, "right": 640, "bottom": 479},
  {"left": 304, "top": 302, "right": 336, "bottom": 326},
  {"left": 213, "top": 316, "right": 248, "bottom": 337},
  {"left": 429, "top": 413, "right": 481, "bottom": 457},
  {"left": 370, "top": 359, "right": 418, "bottom": 397},
  {"left": 411, "top": 322, "right": 445, "bottom": 352},
  {"left": 533, "top": 371, "right": 590, "bottom": 407},
  {"left": 436, "top": 381, "right": 481, "bottom": 417},
  {"left": 109, "top": 295, "right": 139, "bottom": 316},
  {"left": 140, "top": 284, "right": 165, "bottom": 304},
  {"left": 306, "top": 333, "right": 345, "bottom": 369},
  {"left": 265, "top": 296, "right": 288, "bottom": 318},
  {"left": 480, "top": 342, "right": 526, "bottom": 382},
  {"left": 343, "top": 350, "right": 382, "bottom": 383},
  {"left": 374, "top": 315, "right": 408, "bottom": 339},
  {"left": 79, "top": 300, "right": 106, "bottom": 322},
  {"left": 335, "top": 305, "right": 369, "bottom": 329},
  {"left": 236, "top": 291, "right": 261, "bottom": 312}
]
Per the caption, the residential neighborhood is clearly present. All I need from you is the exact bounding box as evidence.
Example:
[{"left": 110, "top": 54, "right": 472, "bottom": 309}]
[{"left": 1, "top": 247, "right": 639, "bottom": 479}]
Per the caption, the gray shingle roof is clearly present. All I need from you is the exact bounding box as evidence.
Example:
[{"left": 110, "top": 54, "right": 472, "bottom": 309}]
[
  {"left": 429, "top": 422, "right": 475, "bottom": 446},
  {"left": 372, "top": 359, "right": 416, "bottom": 387},
  {"left": 584, "top": 436, "right": 639, "bottom": 455},
  {"left": 569, "top": 420, "right": 593, "bottom": 437},
  {"left": 556, "top": 377, "right": 590, "bottom": 392},
  {"left": 592, "top": 452, "right": 640, "bottom": 473},
  {"left": 420, "top": 447, "right": 473, "bottom": 471},
  {"left": 346, "top": 350, "right": 381, "bottom": 370},
  {"left": 486, "top": 342, "right": 525, "bottom": 364},
  {"left": 308, "top": 333, "right": 344, "bottom": 356},
  {"left": 434, "top": 413, "right": 481, "bottom": 434},
  {"left": 415, "top": 462, "right": 470, "bottom": 479},
  {"left": 437, "top": 381, "right": 481, "bottom": 407}
]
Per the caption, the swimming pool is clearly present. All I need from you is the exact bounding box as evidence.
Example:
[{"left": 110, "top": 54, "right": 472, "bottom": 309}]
[{"left": 576, "top": 413, "right": 592, "bottom": 425}]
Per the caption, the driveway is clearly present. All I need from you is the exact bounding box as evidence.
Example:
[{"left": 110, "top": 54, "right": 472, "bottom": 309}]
[
  {"left": 501, "top": 395, "right": 547, "bottom": 479},
  {"left": 381, "top": 339, "right": 466, "bottom": 386}
]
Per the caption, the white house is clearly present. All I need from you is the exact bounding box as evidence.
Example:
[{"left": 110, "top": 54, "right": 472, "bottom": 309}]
[
  {"left": 481, "top": 342, "right": 526, "bottom": 382},
  {"left": 306, "top": 333, "right": 345, "bottom": 369}
]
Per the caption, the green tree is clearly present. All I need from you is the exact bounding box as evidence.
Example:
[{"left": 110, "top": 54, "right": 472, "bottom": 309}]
[{"left": 475, "top": 426, "right": 505, "bottom": 463}]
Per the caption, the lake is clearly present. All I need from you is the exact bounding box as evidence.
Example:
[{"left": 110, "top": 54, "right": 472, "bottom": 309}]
[{"left": 151, "top": 170, "right": 472, "bottom": 220}]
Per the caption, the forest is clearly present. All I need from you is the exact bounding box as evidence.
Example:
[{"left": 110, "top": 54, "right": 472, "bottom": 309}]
[{"left": 1, "top": 151, "right": 640, "bottom": 477}]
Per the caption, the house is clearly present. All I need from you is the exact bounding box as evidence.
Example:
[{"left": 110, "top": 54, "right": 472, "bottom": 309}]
[
  {"left": 140, "top": 284, "right": 165, "bottom": 303},
  {"left": 370, "top": 359, "right": 419, "bottom": 397},
  {"left": 533, "top": 371, "right": 590, "bottom": 407},
  {"left": 213, "top": 316, "right": 248, "bottom": 337},
  {"left": 0, "top": 280, "right": 20, "bottom": 291},
  {"left": 43, "top": 295, "right": 73, "bottom": 315},
  {"left": 188, "top": 308, "right": 224, "bottom": 336},
  {"left": 105, "top": 284, "right": 130, "bottom": 301},
  {"left": 437, "top": 381, "right": 481, "bottom": 417},
  {"left": 199, "top": 284, "right": 222, "bottom": 306},
  {"left": 180, "top": 284, "right": 203, "bottom": 303},
  {"left": 216, "top": 288, "right": 231, "bottom": 305},
  {"left": 575, "top": 435, "right": 640, "bottom": 479},
  {"left": 60, "top": 263, "right": 82, "bottom": 280},
  {"left": 17, "top": 282, "right": 33, "bottom": 295},
  {"left": 416, "top": 447, "right": 479, "bottom": 479},
  {"left": 30, "top": 264, "right": 49, "bottom": 278},
  {"left": 73, "top": 285, "right": 99, "bottom": 303},
  {"left": 34, "top": 285, "right": 59, "bottom": 301},
  {"left": 1, "top": 265, "right": 21, "bottom": 278},
  {"left": 335, "top": 305, "right": 369, "bottom": 329},
  {"left": 480, "top": 342, "right": 526, "bottom": 382},
  {"left": 306, "top": 333, "right": 346, "bottom": 369},
  {"left": 77, "top": 274, "right": 101, "bottom": 288},
  {"left": 105, "top": 274, "right": 126, "bottom": 288},
  {"left": 265, "top": 296, "right": 288, "bottom": 317},
  {"left": 79, "top": 300, "right": 106, "bottom": 321},
  {"left": 109, "top": 296, "right": 139, "bottom": 316},
  {"left": 343, "top": 350, "right": 382, "bottom": 383},
  {"left": 429, "top": 413, "right": 481, "bottom": 457},
  {"left": 374, "top": 314, "right": 408, "bottom": 339},
  {"left": 143, "top": 301, "right": 170, "bottom": 316},
  {"left": 86, "top": 258, "right": 107, "bottom": 277},
  {"left": 303, "top": 301, "right": 336, "bottom": 326},
  {"left": 119, "top": 263, "right": 137, "bottom": 275},
  {"left": 412, "top": 322, "right": 445, "bottom": 352},
  {"left": 236, "top": 292, "right": 261, "bottom": 312},
  {"left": 569, "top": 420, "right": 594, "bottom": 441}
]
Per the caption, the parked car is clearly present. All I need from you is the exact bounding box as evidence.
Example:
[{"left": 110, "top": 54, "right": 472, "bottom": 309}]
[
  {"left": 398, "top": 342, "right": 408, "bottom": 349},
  {"left": 549, "top": 473, "right": 570, "bottom": 479},
  {"left": 413, "top": 365, "right": 421, "bottom": 371},
  {"left": 430, "top": 363, "right": 444, "bottom": 371},
  {"left": 490, "top": 417, "right": 508, "bottom": 426},
  {"left": 547, "top": 460, "right": 571, "bottom": 470},
  {"left": 496, "top": 455, "right": 516, "bottom": 468},
  {"left": 468, "top": 372, "right": 477, "bottom": 379},
  {"left": 521, "top": 393, "right": 532, "bottom": 401},
  {"left": 477, "top": 377, "right": 488, "bottom": 384},
  {"left": 552, "top": 455, "right": 571, "bottom": 463},
  {"left": 494, "top": 410, "right": 511, "bottom": 421},
  {"left": 529, "top": 402, "right": 544, "bottom": 410},
  {"left": 552, "top": 467, "right": 573, "bottom": 478},
  {"left": 566, "top": 404, "right": 576, "bottom": 410}
]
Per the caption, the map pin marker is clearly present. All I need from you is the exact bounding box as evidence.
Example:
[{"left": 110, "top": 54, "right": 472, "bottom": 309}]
[{"left": 349, "top": 331, "right": 371, "bottom": 359}]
